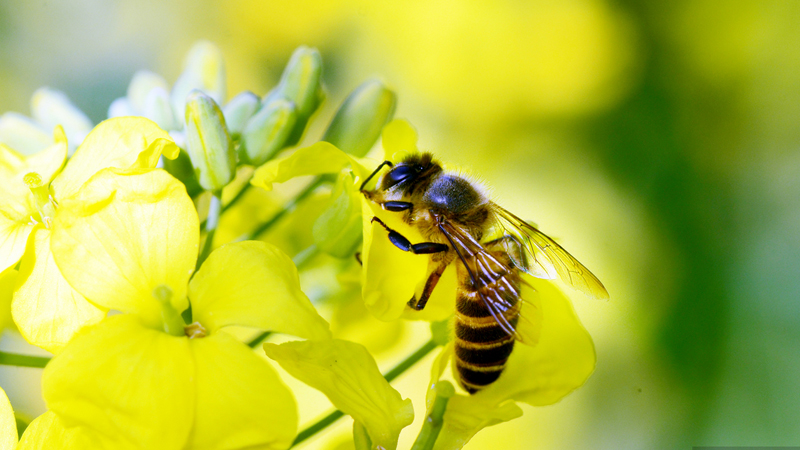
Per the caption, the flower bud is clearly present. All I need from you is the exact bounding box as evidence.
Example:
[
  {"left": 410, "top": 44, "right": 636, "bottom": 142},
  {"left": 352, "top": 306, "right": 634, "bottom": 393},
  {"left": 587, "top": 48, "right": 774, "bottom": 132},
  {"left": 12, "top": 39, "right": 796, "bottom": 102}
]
[
  {"left": 184, "top": 91, "right": 235, "bottom": 192},
  {"left": 323, "top": 79, "right": 397, "bottom": 157},
  {"left": 30, "top": 87, "right": 93, "bottom": 152},
  {"left": 107, "top": 97, "right": 134, "bottom": 118},
  {"left": 239, "top": 98, "right": 297, "bottom": 166},
  {"left": 264, "top": 46, "right": 324, "bottom": 146},
  {"left": 143, "top": 87, "right": 179, "bottom": 131},
  {"left": 313, "top": 171, "right": 362, "bottom": 258},
  {"left": 0, "top": 112, "right": 51, "bottom": 156},
  {"left": 171, "top": 41, "right": 226, "bottom": 127},
  {"left": 127, "top": 70, "right": 170, "bottom": 113},
  {"left": 222, "top": 91, "right": 260, "bottom": 136}
]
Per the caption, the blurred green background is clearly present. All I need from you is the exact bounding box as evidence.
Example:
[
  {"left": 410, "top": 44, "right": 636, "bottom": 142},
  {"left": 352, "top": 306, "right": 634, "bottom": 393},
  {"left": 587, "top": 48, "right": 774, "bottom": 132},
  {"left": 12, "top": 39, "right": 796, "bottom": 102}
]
[{"left": 2, "top": 0, "right": 800, "bottom": 448}]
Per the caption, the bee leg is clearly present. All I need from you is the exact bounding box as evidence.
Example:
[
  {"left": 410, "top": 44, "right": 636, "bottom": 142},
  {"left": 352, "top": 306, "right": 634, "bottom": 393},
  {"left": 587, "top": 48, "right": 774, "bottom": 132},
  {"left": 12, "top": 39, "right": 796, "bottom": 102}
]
[
  {"left": 371, "top": 217, "right": 448, "bottom": 254},
  {"left": 408, "top": 260, "right": 448, "bottom": 311}
]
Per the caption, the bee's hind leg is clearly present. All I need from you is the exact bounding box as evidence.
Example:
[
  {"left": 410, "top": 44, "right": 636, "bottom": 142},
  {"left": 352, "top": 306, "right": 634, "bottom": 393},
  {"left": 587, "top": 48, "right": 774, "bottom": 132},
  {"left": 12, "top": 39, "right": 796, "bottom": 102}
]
[
  {"left": 408, "top": 260, "right": 448, "bottom": 311},
  {"left": 370, "top": 217, "right": 448, "bottom": 255}
]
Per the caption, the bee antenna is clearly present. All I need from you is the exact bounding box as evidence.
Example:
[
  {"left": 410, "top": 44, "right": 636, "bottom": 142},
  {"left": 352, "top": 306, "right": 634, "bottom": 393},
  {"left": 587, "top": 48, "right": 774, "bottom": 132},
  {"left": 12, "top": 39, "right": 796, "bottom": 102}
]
[{"left": 360, "top": 160, "right": 393, "bottom": 191}]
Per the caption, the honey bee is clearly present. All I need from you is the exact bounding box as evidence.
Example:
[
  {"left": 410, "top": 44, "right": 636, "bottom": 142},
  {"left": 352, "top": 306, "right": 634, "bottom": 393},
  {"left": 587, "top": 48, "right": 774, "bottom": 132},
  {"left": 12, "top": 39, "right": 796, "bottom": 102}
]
[{"left": 361, "top": 152, "right": 609, "bottom": 394}]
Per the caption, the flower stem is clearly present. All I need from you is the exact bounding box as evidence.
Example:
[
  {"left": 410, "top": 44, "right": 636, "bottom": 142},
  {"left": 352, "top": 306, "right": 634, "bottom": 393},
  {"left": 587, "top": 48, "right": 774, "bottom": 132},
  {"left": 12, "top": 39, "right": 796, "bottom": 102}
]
[
  {"left": 289, "top": 338, "right": 439, "bottom": 448},
  {"left": 241, "top": 175, "right": 328, "bottom": 241},
  {"left": 0, "top": 351, "right": 50, "bottom": 368},
  {"left": 196, "top": 191, "right": 222, "bottom": 270},
  {"left": 409, "top": 382, "right": 454, "bottom": 450}
]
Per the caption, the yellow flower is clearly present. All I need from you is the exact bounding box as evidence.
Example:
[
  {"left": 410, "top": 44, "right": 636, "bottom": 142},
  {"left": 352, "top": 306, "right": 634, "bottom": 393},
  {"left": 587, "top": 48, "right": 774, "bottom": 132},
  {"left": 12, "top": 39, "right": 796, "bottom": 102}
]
[
  {"left": 39, "top": 168, "right": 331, "bottom": 449},
  {"left": 0, "top": 117, "right": 180, "bottom": 353}
]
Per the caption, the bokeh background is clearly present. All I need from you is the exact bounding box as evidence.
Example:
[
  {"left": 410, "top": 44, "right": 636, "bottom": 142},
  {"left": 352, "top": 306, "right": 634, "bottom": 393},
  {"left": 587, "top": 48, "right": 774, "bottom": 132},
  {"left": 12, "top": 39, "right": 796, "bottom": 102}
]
[{"left": 2, "top": 0, "right": 800, "bottom": 448}]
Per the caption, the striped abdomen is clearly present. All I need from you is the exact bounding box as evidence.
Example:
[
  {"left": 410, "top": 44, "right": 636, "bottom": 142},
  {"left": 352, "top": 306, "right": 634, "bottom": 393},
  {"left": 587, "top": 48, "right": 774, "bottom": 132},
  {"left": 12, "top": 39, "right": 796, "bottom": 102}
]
[{"left": 453, "top": 257, "right": 522, "bottom": 394}]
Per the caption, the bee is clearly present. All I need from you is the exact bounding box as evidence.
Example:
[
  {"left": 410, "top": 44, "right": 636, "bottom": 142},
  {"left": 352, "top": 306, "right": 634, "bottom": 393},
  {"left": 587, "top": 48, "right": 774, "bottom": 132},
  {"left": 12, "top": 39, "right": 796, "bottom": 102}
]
[{"left": 360, "top": 152, "right": 609, "bottom": 394}]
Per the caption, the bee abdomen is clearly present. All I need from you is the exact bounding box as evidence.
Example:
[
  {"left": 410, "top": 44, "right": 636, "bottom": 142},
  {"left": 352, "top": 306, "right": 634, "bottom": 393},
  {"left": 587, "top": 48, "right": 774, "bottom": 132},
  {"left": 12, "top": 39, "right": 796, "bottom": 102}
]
[{"left": 453, "top": 339, "right": 515, "bottom": 394}]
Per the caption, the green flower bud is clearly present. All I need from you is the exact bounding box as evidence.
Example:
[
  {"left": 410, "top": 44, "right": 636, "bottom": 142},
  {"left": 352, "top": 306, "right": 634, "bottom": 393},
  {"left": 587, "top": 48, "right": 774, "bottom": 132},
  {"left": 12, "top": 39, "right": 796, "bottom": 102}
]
[
  {"left": 184, "top": 90, "right": 235, "bottom": 192},
  {"left": 0, "top": 112, "right": 51, "bottom": 156},
  {"left": 30, "top": 87, "right": 93, "bottom": 152},
  {"left": 313, "top": 171, "right": 362, "bottom": 258},
  {"left": 264, "top": 46, "right": 324, "bottom": 146},
  {"left": 171, "top": 41, "right": 226, "bottom": 127},
  {"left": 127, "top": 70, "right": 170, "bottom": 113},
  {"left": 239, "top": 98, "right": 297, "bottom": 166},
  {"left": 323, "top": 79, "right": 397, "bottom": 157},
  {"left": 222, "top": 91, "right": 260, "bottom": 137}
]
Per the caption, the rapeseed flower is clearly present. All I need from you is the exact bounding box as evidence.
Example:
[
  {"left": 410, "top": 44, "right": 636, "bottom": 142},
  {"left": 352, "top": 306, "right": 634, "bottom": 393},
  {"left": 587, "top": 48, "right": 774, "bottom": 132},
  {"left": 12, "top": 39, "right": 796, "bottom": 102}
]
[
  {"left": 34, "top": 168, "right": 330, "bottom": 449},
  {"left": 0, "top": 117, "right": 179, "bottom": 352}
]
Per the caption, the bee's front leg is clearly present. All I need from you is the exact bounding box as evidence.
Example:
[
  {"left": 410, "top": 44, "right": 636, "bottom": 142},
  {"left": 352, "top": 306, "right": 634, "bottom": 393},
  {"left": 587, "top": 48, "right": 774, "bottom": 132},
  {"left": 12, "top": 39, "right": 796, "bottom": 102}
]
[{"left": 370, "top": 217, "right": 448, "bottom": 254}]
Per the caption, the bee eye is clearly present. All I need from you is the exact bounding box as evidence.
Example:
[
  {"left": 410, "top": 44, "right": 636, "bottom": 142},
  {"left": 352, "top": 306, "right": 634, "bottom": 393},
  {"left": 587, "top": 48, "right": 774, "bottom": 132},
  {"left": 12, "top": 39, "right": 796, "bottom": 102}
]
[
  {"left": 415, "top": 164, "right": 425, "bottom": 172},
  {"left": 387, "top": 165, "right": 416, "bottom": 185}
]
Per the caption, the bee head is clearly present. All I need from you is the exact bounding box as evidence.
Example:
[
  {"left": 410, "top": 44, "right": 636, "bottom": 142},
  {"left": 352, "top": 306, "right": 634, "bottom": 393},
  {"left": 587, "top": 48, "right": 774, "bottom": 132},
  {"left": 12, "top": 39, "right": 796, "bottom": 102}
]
[{"left": 381, "top": 152, "right": 441, "bottom": 191}]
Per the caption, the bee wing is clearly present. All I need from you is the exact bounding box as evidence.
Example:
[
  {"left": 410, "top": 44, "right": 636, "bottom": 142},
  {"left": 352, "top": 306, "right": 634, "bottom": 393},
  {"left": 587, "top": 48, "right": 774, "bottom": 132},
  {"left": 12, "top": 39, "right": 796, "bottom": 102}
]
[
  {"left": 438, "top": 217, "right": 524, "bottom": 340},
  {"left": 491, "top": 203, "right": 609, "bottom": 300}
]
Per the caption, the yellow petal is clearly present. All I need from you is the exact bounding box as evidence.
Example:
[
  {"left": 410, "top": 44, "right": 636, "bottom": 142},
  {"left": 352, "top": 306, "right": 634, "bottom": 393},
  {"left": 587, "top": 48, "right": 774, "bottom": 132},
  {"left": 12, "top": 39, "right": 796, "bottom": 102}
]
[
  {"left": 51, "top": 117, "right": 179, "bottom": 201},
  {"left": 0, "top": 386, "right": 16, "bottom": 450},
  {"left": 0, "top": 267, "right": 16, "bottom": 331},
  {"left": 433, "top": 397, "right": 522, "bottom": 450},
  {"left": 185, "top": 332, "right": 298, "bottom": 450},
  {"left": 0, "top": 211, "right": 33, "bottom": 274},
  {"left": 360, "top": 199, "right": 427, "bottom": 321},
  {"left": 23, "top": 127, "right": 68, "bottom": 186},
  {"left": 264, "top": 339, "right": 414, "bottom": 450},
  {"left": 12, "top": 227, "right": 106, "bottom": 353},
  {"left": 0, "top": 112, "right": 51, "bottom": 156},
  {"left": 474, "top": 277, "right": 595, "bottom": 406},
  {"left": 51, "top": 169, "right": 198, "bottom": 325},
  {"left": 380, "top": 119, "right": 418, "bottom": 161},
  {"left": 43, "top": 315, "right": 195, "bottom": 450},
  {"left": 17, "top": 411, "right": 108, "bottom": 450},
  {"left": 189, "top": 241, "right": 330, "bottom": 340},
  {"left": 250, "top": 141, "right": 354, "bottom": 191}
]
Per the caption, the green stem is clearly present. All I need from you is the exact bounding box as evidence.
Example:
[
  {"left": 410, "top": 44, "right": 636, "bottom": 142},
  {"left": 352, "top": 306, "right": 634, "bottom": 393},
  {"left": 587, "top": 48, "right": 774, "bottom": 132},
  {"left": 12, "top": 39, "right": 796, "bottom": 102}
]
[
  {"left": 196, "top": 191, "right": 222, "bottom": 270},
  {"left": 409, "top": 384, "right": 452, "bottom": 450},
  {"left": 242, "top": 175, "right": 328, "bottom": 241},
  {"left": 222, "top": 182, "right": 251, "bottom": 214},
  {"left": 0, "top": 351, "right": 50, "bottom": 368},
  {"left": 247, "top": 331, "right": 272, "bottom": 349},
  {"left": 292, "top": 244, "right": 320, "bottom": 269},
  {"left": 289, "top": 338, "right": 439, "bottom": 448}
]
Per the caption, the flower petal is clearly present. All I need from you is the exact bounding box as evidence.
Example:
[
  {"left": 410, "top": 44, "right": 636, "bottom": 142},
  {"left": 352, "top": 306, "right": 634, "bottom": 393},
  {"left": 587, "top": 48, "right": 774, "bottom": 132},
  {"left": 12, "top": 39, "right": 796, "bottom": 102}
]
[
  {"left": 185, "top": 332, "right": 298, "bottom": 450},
  {"left": 0, "top": 112, "right": 51, "bottom": 156},
  {"left": 250, "top": 141, "right": 362, "bottom": 191},
  {"left": 475, "top": 277, "right": 595, "bottom": 406},
  {"left": 51, "top": 169, "right": 198, "bottom": 326},
  {"left": 0, "top": 211, "right": 33, "bottom": 274},
  {"left": 360, "top": 199, "right": 427, "bottom": 321},
  {"left": 0, "top": 386, "right": 16, "bottom": 450},
  {"left": 380, "top": 119, "right": 418, "bottom": 161},
  {"left": 51, "top": 117, "right": 179, "bottom": 201},
  {"left": 23, "top": 126, "right": 68, "bottom": 186},
  {"left": 12, "top": 227, "right": 106, "bottom": 353},
  {"left": 189, "top": 241, "right": 330, "bottom": 340},
  {"left": 0, "top": 267, "right": 16, "bottom": 331},
  {"left": 43, "top": 315, "right": 195, "bottom": 450},
  {"left": 17, "top": 411, "right": 107, "bottom": 450},
  {"left": 433, "top": 397, "right": 522, "bottom": 450},
  {"left": 264, "top": 339, "right": 414, "bottom": 450}
]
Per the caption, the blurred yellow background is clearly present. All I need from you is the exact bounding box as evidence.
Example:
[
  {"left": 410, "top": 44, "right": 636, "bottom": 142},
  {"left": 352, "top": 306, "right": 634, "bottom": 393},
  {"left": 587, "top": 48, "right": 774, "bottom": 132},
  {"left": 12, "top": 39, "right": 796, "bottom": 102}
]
[{"left": 2, "top": 0, "right": 800, "bottom": 448}]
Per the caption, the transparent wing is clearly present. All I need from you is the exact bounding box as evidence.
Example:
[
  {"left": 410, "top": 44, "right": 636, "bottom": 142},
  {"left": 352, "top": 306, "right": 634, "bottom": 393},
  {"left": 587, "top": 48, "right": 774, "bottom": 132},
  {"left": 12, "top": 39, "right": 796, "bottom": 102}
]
[
  {"left": 438, "top": 217, "right": 539, "bottom": 345},
  {"left": 491, "top": 203, "right": 609, "bottom": 300}
]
